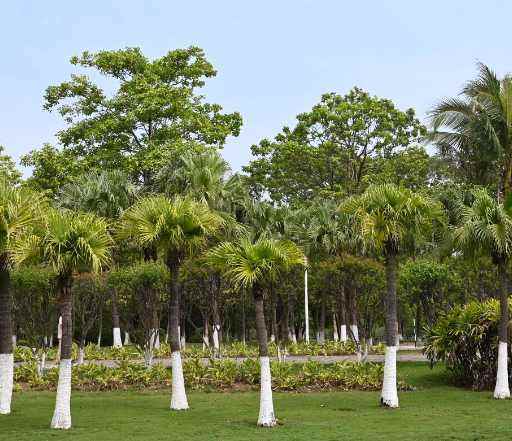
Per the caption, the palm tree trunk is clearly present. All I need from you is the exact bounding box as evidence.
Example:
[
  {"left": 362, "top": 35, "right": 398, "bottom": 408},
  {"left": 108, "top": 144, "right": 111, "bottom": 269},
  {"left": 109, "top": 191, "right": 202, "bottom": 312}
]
[
  {"left": 0, "top": 259, "right": 13, "bottom": 415},
  {"left": 51, "top": 276, "right": 73, "bottom": 429},
  {"left": 494, "top": 259, "right": 510, "bottom": 399},
  {"left": 253, "top": 283, "right": 276, "bottom": 427},
  {"left": 111, "top": 289, "right": 122, "bottom": 348},
  {"left": 167, "top": 256, "right": 188, "bottom": 410},
  {"left": 381, "top": 252, "right": 399, "bottom": 408}
]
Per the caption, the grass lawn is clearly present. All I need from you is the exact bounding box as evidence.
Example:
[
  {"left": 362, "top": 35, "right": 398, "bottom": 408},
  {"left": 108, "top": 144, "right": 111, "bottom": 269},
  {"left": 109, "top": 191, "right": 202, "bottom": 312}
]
[{"left": 2, "top": 362, "right": 512, "bottom": 441}]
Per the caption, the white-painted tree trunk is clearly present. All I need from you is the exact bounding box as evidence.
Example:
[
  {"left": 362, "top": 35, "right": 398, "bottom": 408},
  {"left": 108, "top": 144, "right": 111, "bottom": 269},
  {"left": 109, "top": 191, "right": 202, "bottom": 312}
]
[
  {"left": 77, "top": 347, "right": 85, "bottom": 365},
  {"left": 258, "top": 356, "right": 276, "bottom": 427},
  {"left": 51, "top": 359, "right": 72, "bottom": 429},
  {"left": 494, "top": 341, "right": 510, "bottom": 399},
  {"left": 37, "top": 352, "right": 47, "bottom": 377},
  {"left": 367, "top": 337, "right": 373, "bottom": 347},
  {"left": 0, "top": 353, "right": 14, "bottom": 415},
  {"left": 270, "top": 334, "right": 275, "bottom": 343},
  {"left": 124, "top": 332, "right": 130, "bottom": 346},
  {"left": 170, "top": 351, "right": 189, "bottom": 410},
  {"left": 340, "top": 325, "right": 347, "bottom": 342},
  {"left": 113, "top": 327, "right": 123, "bottom": 348},
  {"left": 11, "top": 336, "right": 16, "bottom": 349},
  {"left": 180, "top": 335, "right": 186, "bottom": 350},
  {"left": 212, "top": 325, "right": 220, "bottom": 352},
  {"left": 350, "top": 325, "right": 359, "bottom": 342},
  {"left": 380, "top": 346, "right": 399, "bottom": 408},
  {"left": 333, "top": 315, "right": 339, "bottom": 342},
  {"left": 144, "top": 347, "right": 154, "bottom": 368},
  {"left": 304, "top": 267, "right": 309, "bottom": 343},
  {"left": 152, "top": 330, "right": 160, "bottom": 349}
]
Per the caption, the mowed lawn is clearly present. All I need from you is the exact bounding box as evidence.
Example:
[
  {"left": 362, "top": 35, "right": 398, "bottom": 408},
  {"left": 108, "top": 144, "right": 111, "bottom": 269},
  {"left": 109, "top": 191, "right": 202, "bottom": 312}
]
[{"left": 2, "top": 363, "right": 512, "bottom": 441}]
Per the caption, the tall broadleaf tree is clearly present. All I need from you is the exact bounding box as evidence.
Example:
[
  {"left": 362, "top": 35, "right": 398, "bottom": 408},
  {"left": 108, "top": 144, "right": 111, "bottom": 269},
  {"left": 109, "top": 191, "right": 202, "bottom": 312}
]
[
  {"left": 341, "top": 184, "right": 444, "bottom": 408},
  {"left": 41, "top": 47, "right": 242, "bottom": 187},
  {"left": 117, "top": 195, "right": 224, "bottom": 410},
  {"left": 244, "top": 88, "right": 425, "bottom": 204}
]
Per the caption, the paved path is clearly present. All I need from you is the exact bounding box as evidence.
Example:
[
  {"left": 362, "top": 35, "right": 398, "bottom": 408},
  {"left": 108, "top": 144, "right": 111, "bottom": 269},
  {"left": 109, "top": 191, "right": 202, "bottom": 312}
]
[{"left": 19, "top": 345, "right": 426, "bottom": 368}]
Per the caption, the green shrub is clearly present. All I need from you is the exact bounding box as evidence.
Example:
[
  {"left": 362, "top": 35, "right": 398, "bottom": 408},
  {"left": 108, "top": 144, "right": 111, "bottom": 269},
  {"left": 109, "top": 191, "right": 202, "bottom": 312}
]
[
  {"left": 424, "top": 298, "right": 506, "bottom": 390},
  {"left": 14, "top": 358, "right": 410, "bottom": 392}
]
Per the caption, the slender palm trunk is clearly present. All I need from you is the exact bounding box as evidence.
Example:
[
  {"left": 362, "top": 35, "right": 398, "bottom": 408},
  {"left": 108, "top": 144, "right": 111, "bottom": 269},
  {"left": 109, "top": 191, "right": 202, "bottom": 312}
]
[
  {"left": 167, "top": 256, "right": 188, "bottom": 410},
  {"left": 253, "top": 284, "right": 276, "bottom": 427},
  {"left": 0, "top": 259, "right": 13, "bottom": 415},
  {"left": 494, "top": 259, "right": 510, "bottom": 399},
  {"left": 381, "top": 252, "right": 399, "bottom": 408},
  {"left": 51, "top": 276, "right": 73, "bottom": 429},
  {"left": 111, "top": 289, "right": 122, "bottom": 348}
]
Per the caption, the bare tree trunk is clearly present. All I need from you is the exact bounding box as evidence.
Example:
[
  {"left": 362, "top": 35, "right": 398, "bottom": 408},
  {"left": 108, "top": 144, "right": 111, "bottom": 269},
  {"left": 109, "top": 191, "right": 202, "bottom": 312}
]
[
  {"left": 318, "top": 291, "right": 326, "bottom": 344},
  {"left": 337, "top": 287, "right": 347, "bottom": 342},
  {"left": 210, "top": 274, "right": 221, "bottom": 354},
  {"left": 347, "top": 285, "right": 359, "bottom": 342},
  {"left": 111, "top": 289, "right": 122, "bottom": 348}
]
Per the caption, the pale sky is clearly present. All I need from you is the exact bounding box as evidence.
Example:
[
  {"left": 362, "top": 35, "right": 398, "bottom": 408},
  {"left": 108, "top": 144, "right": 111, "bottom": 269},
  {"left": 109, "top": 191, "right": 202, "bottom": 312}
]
[{"left": 1, "top": 0, "right": 510, "bottom": 174}]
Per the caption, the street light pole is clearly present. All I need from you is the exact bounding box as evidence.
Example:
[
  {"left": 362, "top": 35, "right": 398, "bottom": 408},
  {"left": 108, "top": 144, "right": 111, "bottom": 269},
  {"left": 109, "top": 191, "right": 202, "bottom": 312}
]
[{"left": 304, "top": 258, "right": 309, "bottom": 343}]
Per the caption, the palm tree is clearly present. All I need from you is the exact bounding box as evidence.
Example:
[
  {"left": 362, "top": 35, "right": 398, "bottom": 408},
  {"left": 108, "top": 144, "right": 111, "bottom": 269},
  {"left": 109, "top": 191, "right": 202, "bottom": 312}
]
[
  {"left": 453, "top": 189, "right": 512, "bottom": 398},
  {"left": 429, "top": 63, "right": 512, "bottom": 199},
  {"left": 165, "top": 151, "right": 246, "bottom": 352},
  {"left": 341, "top": 184, "right": 443, "bottom": 408},
  {"left": 59, "top": 170, "right": 137, "bottom": 347},
  {"left": 0, "top": 181, "right": 43, "bottom": 415},
  {"left": 207, "top": 236, "right": 304, "bottom": 426},
  {"left": 118, "top": 195, "right": 224, "bottom": 410},
  {"left": 14, "top": 210, "right": 112, "bottom": 429}
]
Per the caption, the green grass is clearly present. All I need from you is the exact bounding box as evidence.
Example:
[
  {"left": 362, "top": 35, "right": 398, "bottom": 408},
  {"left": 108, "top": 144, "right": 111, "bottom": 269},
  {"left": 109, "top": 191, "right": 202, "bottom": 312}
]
[{"left": 2, "top": 363, "right": 512, "bottom": 441}]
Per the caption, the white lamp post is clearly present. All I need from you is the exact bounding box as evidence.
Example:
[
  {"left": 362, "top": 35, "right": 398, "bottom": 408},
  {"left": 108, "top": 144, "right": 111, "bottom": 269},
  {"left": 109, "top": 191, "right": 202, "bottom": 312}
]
[{"left": 304, "top": 258, "right": 309, "bottom": 343}]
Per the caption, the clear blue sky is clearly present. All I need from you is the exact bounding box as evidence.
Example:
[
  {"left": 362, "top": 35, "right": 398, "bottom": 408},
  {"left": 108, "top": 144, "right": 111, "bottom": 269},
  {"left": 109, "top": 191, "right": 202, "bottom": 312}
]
[{"left": 1, "top": 0, "right": 510, "bottom": 174}]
